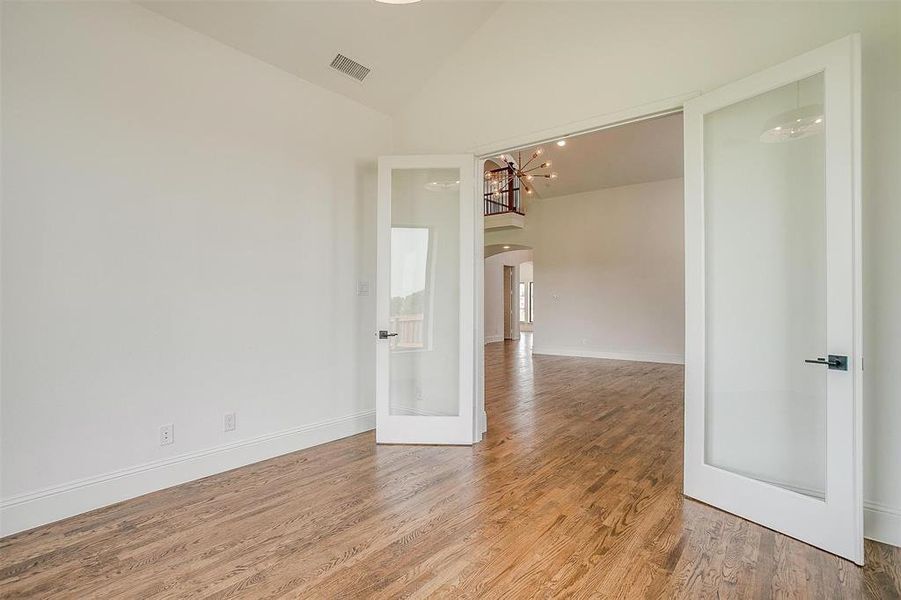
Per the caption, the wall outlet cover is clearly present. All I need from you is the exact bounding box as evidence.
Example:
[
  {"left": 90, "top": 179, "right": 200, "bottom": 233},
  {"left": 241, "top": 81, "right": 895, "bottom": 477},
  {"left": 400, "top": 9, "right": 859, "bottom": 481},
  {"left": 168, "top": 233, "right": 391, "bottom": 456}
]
[{"left": 159, "top": 424, "right": 174, "bottom": 446}]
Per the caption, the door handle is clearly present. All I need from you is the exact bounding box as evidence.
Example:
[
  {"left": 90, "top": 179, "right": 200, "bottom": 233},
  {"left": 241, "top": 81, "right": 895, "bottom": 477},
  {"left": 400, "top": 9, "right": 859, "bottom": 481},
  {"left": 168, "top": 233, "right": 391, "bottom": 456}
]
[
  {"left": 378, "top": 330, "right": 398, "bottom": 339},
  {"left": 804, "top": 355, "right": 848, "bottom": 371}
]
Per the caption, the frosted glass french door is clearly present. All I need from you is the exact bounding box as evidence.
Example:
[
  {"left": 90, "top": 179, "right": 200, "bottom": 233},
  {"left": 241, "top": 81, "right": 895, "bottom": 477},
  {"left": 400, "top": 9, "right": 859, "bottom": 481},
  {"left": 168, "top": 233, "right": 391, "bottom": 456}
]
[
  {"left": 683, "top": 35, "right": 863, "bottom": 564},
  {"left": 375, "top": 155, "right": 477, "bottom": 445}
]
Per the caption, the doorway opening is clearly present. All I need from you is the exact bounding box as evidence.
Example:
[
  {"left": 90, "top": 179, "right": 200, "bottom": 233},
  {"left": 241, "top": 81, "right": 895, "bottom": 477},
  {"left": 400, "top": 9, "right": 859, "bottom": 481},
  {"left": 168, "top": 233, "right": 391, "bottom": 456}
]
[{"left": 481, "top": 110, "right": 685, "bottom": 379}]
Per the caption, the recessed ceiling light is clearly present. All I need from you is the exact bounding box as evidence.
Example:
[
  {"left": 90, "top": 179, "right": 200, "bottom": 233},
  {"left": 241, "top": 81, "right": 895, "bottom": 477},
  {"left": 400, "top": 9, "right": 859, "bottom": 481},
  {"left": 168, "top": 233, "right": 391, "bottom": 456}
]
[
  {"left": 503, "top": 246, "right": 511, "bottom": 249},
  {"left": 375, "top": 0, "right": 421, "bottom": 3},
  {"left": 556, "top": 140, "right": 566, "bottom": 147}
]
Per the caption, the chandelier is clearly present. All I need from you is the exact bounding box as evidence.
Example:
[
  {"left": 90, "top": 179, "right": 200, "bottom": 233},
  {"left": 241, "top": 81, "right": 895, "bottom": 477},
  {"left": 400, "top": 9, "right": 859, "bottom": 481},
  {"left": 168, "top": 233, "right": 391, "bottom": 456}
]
[{"left": 487, "top": 147, "right": 558, "bottom": 197}]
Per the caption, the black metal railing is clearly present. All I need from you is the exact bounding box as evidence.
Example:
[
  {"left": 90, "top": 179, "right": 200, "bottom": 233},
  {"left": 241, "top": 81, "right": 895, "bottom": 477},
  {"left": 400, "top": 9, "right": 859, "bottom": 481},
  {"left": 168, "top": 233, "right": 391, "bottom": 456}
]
[{"left": 483, "top": 165, "right": 523, "bottom": 216}]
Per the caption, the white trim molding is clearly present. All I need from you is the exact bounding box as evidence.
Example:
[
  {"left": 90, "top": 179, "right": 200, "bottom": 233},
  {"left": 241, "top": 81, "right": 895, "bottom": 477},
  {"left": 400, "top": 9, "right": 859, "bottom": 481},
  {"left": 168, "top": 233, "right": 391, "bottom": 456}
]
[
  {"left": 0, "top": 410, "right": 375, "bottom": 537},
  {"left": 471, "top": 92, "right": 697, "bottom": 159},
  {"left": 484, "top": 335, "right": 505, "bottom": 344},
  {"left": 864, "top": 501, "right": 901, "bottom": 548},
  {"left": 532, "top": 345, "right": 684, "bottom": 365}
]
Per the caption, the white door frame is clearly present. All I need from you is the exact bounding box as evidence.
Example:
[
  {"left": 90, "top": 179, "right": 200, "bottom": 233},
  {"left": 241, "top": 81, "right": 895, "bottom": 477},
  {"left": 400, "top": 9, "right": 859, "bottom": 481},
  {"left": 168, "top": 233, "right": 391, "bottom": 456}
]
[
  {"left": 683, "top": 34, "right": 863, "bottom": 564},
  {"left": 376, "top": 154, "right": 478, "bottom": 445}
]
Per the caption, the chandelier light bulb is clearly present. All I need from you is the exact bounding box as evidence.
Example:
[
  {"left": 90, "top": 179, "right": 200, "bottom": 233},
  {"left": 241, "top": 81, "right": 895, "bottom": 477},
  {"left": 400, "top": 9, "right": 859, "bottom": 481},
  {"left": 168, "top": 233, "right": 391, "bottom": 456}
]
[{"left": 556, "top": 139, "right": 566, "bottom": 147}]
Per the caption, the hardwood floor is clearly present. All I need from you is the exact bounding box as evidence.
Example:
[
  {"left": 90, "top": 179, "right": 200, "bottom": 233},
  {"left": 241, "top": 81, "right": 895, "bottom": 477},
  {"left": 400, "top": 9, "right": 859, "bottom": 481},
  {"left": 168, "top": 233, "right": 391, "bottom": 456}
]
[{"left": 2, "top": 334, "right": 899, "bottom": 598}]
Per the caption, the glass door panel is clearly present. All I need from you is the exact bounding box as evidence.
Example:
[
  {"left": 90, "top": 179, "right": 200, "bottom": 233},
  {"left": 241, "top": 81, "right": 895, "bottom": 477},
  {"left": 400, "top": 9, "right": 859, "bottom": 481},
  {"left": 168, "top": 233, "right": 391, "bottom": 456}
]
[
  {"left": 389, "top": 168, "right": 460, "bottom": 417},
  {"left": 704, "top": 73, "right": 826, "bottom": 499}
]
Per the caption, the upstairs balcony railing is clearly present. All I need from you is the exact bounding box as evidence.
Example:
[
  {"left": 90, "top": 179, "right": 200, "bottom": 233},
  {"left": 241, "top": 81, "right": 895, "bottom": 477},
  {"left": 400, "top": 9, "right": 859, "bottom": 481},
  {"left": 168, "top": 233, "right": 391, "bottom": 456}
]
[{"left": 484, "top": 165, "right": 523, "bottom": 216}]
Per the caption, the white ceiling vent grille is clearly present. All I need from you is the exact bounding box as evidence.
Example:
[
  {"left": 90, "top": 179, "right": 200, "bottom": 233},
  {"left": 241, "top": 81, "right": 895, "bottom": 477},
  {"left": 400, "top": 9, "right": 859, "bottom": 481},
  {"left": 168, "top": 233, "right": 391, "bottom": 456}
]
[{"left": 330, "top": 53, "right": 370, "bottom": 82}]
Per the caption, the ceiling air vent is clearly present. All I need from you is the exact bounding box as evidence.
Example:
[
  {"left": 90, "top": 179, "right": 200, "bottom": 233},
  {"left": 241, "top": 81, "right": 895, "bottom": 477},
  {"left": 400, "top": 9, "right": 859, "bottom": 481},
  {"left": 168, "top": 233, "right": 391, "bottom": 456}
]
[{"left": 330, "top": 53, "right": 371, "bottom": 82}]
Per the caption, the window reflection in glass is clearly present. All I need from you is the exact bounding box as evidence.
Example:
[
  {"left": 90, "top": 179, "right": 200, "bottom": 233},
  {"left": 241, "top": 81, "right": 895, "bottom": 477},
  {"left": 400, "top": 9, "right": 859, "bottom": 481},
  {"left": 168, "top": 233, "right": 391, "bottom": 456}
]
[{"left": 390, "top": 227, "right": 430, "bottom": 350}]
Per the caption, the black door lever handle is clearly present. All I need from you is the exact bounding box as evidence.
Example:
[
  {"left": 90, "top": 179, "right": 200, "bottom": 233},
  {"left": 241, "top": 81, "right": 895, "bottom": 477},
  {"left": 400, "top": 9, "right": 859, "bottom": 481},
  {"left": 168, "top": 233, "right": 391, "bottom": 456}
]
[
  {"left": 804, "top": 355, "right": 848, "bottom": 371},
  {"left": 378, "top": 330, "right": 398, "bottom": 339}
]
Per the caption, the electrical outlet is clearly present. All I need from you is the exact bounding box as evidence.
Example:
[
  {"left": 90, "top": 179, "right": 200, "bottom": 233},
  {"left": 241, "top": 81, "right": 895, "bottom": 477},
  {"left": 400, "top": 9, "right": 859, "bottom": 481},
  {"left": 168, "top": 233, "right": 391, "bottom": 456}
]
[
  {"left": 160, "top": 424, "right": 174, "bottom": 446},
  {"left": 224, "top": 412, "right": 236, "bottom": 432}
]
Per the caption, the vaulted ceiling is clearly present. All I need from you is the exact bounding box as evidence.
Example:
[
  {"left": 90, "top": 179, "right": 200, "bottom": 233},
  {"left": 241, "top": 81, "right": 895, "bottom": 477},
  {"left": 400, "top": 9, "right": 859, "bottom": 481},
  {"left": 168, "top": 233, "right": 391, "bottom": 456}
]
[{"left": 140, "top": 1, "right": 502, "bottom": 116}]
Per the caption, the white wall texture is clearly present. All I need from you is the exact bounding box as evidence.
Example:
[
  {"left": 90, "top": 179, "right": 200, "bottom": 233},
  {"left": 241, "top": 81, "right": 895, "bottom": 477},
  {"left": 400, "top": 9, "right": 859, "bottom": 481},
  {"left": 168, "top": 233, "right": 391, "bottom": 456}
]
[
  {"left": 487, "top": 179, "right": 685, "bottom": 364},
  {"left": 484, "top": 249, "right": 532, "bottom": 343},
  {"left": 397, "top": 2, "right": 900, "bottom": 545},
  {"left": 1, "top": 1, "right": 391, "bottom": 534}
]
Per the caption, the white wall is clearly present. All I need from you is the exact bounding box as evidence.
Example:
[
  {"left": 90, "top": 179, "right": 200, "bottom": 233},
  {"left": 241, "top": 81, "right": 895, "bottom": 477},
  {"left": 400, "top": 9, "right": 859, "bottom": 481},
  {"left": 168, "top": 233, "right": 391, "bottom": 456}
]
[
  {"left": 397, "top": 1, "right": 900, "bottom": 546},
  {"left": 488, "top": 180, "right": 684, "bottom": 364},
  {"left": 484, "top": 249, "right": 532, "bottom": 343},
  {"left": 0, "top": 1, "right": 391, "bottom": 534}
]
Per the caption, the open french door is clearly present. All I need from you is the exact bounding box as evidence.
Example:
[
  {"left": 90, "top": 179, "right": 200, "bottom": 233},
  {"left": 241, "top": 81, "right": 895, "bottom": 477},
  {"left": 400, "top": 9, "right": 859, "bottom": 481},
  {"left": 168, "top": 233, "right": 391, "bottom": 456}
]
[
  {"left": 684, "top": 35, "right": 863, "bottom": 563},
  {"left": 375, "top": 154, "right": 478, "bottom": 445}
]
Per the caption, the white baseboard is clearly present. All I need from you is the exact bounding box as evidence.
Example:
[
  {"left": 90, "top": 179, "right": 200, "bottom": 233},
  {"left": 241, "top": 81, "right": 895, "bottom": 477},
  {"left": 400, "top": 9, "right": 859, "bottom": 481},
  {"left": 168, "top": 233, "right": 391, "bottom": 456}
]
[
  {"left": 0, "top": 409, "right": 375, "bottom": 537},
  {"left": 532, "top": 345, "right": 684, "bottom": 365},
  {"left": 484, "top": 335, "right": 505, "bottom": 344},
  {"left": 865, "top": 501, "right": 901, "bottom": 548},
  {"left": 5, "top": 406, "right": 897, "bottom": 550}
]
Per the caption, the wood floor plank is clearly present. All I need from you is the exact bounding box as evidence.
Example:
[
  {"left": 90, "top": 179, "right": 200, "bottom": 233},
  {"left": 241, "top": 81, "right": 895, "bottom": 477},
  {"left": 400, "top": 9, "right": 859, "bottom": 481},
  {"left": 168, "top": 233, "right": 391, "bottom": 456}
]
[{"left": 1, "top": 334, "right": 898, "bottom": 598}]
